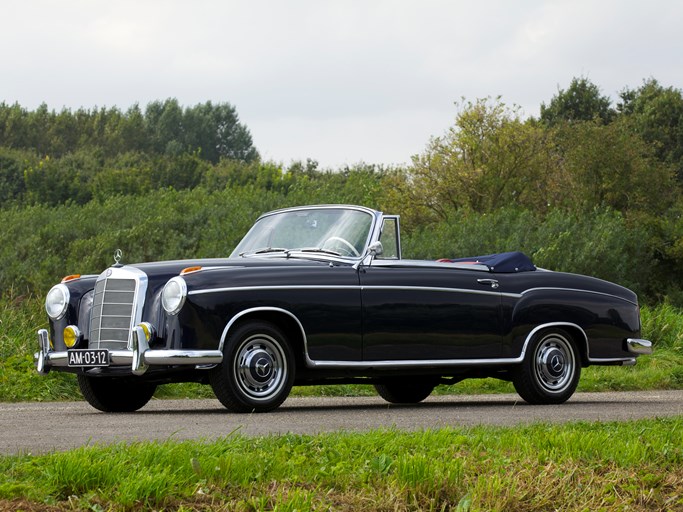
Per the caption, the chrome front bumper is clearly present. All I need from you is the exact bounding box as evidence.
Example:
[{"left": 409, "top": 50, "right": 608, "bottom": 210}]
[
  {"left": 626, "top": 338, "right": 653, "bottom": 355},
  {"left": 35, "top": 328, "right": 223, "bottom": 376}
]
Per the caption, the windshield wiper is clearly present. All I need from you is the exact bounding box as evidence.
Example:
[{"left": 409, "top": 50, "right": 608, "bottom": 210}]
[
  {"left": 239, "top": 247, "right": 289, "bottom": 257},
  {"left": 297, "top": 247, "right": 342, "bottom": 256}
]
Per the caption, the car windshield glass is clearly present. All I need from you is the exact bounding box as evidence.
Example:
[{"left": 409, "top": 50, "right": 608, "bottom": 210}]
[{"left": 231, "top": 208, "right": 374, "bottom": 258}]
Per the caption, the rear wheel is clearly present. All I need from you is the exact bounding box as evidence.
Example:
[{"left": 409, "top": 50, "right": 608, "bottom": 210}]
[
  {"left": 77, "top": 374, "right": 157, "bottom": 412},
  {"left": 210, "top": 321, "right": 295, "bottom": 413},
  {"left": 374, "top": 378, "right": 438, "bottom": 404},
  {"left": 512, "top": 328, "right": 581, "bottom": 405}
]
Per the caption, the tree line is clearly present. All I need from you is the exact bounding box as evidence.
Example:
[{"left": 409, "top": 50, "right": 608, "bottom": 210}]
[
  {"left": 2, "top": 77, "right": 683, "bottom": 304},
  {"left": 396, "top": 78, "right": 683, "bottom": 223},
  {"left": 0, "top": 98, "right": 258, "bottom": 163}
]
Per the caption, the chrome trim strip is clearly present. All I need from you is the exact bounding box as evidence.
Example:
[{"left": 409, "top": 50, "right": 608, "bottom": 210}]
[
  {"left": 218, "top": 307, "right": 309, "bottom": 353},
  {"left": 364, "top": 285, "right": 517, "bottom": 298},
  {"left": 370, "top": 260, "right": 492, "bottom": 272},
  {"left": 589, "top": 357, "right": 637, "bottom": 365},
  {"left": 626, "top": 338, "right": 653, "bottom": 355},
  {"left": 381, "top": 215, "right": 402, "bottom": 260},
  {"left": 306, "top": 356, "right": 524, "bottom": 369},
  {"left": 37, "top": 319, "right": 635, "bottom": 374},
  {"left": 306, "top": 322, "right": 588, "bottom": 370},
  {"left": 520, "top": 322, "right": 588, "bottom": 361},
  {"left": 189, "top": 284, "right": 519, "bottom": 299},
  {"left": 521, "top": 286, "right": 637, "bottom": 305},
  {"left": 143, "top": 350, "right": 223, "bottom": 365},
  {"left": 191, "top": 285, "right": 357, "bottom": 296},
  {"left": 255, "top": 204, "right": 379, "bottom": 219}
]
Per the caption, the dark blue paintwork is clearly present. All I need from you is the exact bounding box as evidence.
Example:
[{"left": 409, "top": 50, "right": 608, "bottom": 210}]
[{"left": 40, "top": 205, "right": 647, "bottom": 397}]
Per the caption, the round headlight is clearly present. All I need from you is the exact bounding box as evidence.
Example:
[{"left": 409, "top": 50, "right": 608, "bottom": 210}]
[
  {"left": 162, "top": 277, "right": 187, "bottom": 315},
  {"left": 46, "top": 284, "right": 70, "bottom": 320}
]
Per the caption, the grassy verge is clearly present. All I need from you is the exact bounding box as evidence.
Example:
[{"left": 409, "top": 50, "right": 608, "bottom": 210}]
[
  {"left": 1, "top": 418, "right": 681, "bottom": 511},
  {"left": 2, "top": 296, "right": 682, "bottom": 403}
]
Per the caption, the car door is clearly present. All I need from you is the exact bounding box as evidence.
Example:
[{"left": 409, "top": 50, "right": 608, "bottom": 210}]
[{"left": 359, "top": 262, "right": 504, "bottom": 361}]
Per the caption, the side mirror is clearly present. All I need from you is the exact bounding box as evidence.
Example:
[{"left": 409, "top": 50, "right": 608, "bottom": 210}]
[
  {"left": 354, "top": 241, "right": 383, "bottom": 270},
  {"left": 368, "top": 241, "right": 383, "bottom": 256}
]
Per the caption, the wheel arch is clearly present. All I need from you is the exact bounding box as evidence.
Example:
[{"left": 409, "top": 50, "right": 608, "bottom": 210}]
[
  {"left": 520, "top": 322, "right": 589, "bottom": 367},
  {"left": 219, "top": 307, "right": 308, "bottom": 366}
]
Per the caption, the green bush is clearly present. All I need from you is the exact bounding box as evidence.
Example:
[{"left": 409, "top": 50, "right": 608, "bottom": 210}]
[
  {"left": 402, "top": 207, "right": 661, "bottom": 300},
  {"left": 2, "top": 171, "right": 683, "bottom": 304}
]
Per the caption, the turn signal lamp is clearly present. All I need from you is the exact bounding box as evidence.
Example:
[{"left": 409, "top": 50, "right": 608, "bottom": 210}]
[
  {"left": 61, "top": 274, "right": 81, "bottom": 283},
  {"left": 181, "top": 266, "right": 202, "bottom": 275},
  {"left": 63, "top": 325, "right": 82, "bottom": 348}
]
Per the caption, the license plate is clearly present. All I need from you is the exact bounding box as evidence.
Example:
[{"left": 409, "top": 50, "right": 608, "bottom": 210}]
[{"left": 67, "top": 349, "right": 110, "bottom": 367}]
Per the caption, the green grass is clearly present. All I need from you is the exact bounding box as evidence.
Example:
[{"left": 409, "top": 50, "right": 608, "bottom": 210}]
[
  {"left": 2, "top": 297, "right": 682, "bottom": 510},
  {"left": 0, "top": 294, "right": 78, "bottom": 402},
  {"left": 2, "top": 296, "right": 682, "bottom": 403},
  {"left": 0, "top": 418, "right": 681, "bottom": 511}
]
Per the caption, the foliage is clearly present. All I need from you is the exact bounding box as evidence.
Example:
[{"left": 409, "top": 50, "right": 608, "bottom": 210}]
[
  {"left": 540, "top": 76, "right": 616, "bottom": 125},
  {"left": 3, "top": 81, "right": 683, "bottom": 401},
  {"left": 402, "top": 207, "right": 667, "bottom": 300},
  {"left": 401, "top": 98, "right": 553, "bottom": 218},
  {"left": 547, "top": 117, "right": 677, "bottom": 213},
  {"left": 395, "top": 97, "right": 678, "bottom": 223},
  {"left": 619, "top": 78, "right": 683, "bottom": 180},
  {"left": 3, "top": 87, "right": 683, "bottom": 511},
  {"left": 0, "top": 147, "right": 35, "bottom": 206},
  {"left": 0, "top": 419, "right": 681, "bottom": 510},
  {"left": 0, "top": 99, "right": 258, "bottom": 164}
]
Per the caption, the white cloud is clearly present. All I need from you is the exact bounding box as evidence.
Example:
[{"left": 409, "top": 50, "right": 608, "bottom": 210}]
[{"left": 2, "top": 0, "right": 682, "bottom": 167}]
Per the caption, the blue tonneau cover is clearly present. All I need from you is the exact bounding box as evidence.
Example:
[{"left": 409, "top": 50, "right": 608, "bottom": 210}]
[{"left": 440, "top": 251, "right": 536, "bottom": 273}]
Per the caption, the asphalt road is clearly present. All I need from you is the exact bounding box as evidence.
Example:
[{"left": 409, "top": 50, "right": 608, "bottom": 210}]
[{"left": 1, "top": 390, "right": 682, "bottom": 455}]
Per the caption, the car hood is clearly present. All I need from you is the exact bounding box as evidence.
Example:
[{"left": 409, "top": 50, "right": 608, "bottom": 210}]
[{"left": 128, "top": 255, "right": 340, "bottom": 276}]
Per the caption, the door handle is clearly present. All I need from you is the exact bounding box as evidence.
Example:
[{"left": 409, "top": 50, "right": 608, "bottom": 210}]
[{"left": 477, "top": 278, "right": 499, "bottom": 289}]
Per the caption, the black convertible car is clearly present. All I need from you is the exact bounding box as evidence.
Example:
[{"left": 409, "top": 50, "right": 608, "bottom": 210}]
[{"left": 35, "top": 204, "right": 652, "bottom": 413}]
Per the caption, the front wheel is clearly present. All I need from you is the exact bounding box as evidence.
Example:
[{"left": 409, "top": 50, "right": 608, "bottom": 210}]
[
  {"left": 77, "top": 374, "right": 157, "bottom": 412},
  {"left": 210, "top": 321, "right": 295, "bottom": 413},
  {"left": 512, "top": 328, "right": 581, "bottom": 405}
]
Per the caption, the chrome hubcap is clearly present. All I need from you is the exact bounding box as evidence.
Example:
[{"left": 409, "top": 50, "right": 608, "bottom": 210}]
[
  {"left": 234, "top": 334, "right": 287, "bottom": 401},
  {"left": 534, "top": 333, "right": 575, "bottom": 393}
]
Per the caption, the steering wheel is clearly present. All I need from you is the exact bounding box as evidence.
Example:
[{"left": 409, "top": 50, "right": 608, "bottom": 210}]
[{"left": 322, "top": 236, "right": 360, "bottom": 257}]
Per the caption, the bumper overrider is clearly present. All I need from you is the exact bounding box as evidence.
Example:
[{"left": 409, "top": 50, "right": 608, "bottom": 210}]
[
  {"left": 626, "top": 338, "right": 653, "bottom": 355},
  {"left": 35, "top": 325, "right": 223, "bottom": 376}
]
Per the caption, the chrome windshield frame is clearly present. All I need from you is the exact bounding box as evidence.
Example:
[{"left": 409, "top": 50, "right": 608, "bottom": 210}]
[{"left": 231, "top": 205, "right": 382, "bottom": 261}]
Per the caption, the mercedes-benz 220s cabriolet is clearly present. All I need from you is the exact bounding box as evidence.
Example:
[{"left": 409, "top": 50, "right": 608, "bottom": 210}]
[{"left": 35, "top": 204, "right": 652, "bottom": 413}]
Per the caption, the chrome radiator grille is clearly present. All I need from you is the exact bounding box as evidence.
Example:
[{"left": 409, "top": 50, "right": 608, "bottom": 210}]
[{"left": 89, "top": 269, "right": 144, "bottom": 350}]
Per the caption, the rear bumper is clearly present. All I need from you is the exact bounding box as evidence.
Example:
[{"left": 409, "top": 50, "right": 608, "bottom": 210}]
[
  {"left": 35, "top": 328, "right": 223, "bottom": 376},
  {"left": 626, "top": 338, "right": 653, "bottom": 355}
]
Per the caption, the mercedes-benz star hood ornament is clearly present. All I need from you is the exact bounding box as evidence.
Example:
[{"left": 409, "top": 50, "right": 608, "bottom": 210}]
[{"left": 113, "top": 248, "right": 123, "bottom": 267}]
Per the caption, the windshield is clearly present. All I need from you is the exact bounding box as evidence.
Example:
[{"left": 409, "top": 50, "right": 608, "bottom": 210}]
[{"left": 231, "top": 207, "right": 374, "bottom": 258}]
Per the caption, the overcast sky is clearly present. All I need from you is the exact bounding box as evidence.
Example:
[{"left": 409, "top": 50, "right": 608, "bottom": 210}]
[{"left": 2, "top": 1, "right": 682, "bottom": 169}]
